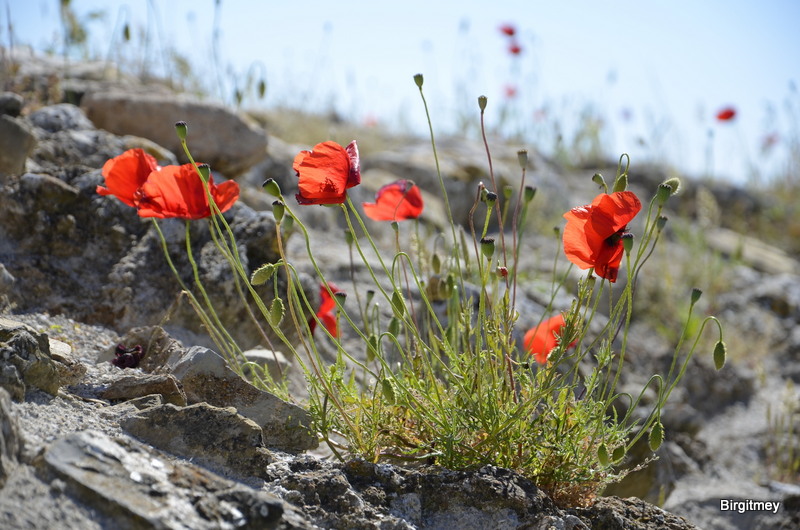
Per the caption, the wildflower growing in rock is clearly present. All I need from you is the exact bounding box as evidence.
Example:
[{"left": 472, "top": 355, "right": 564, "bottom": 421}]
[
  {"left": 716, "top": 106, "right": 736, "bottom": 121},
  {"left": 562, "top": 191, "right": 642, "bottom": 282},
  {"left": 524, "top": 314, "right": 574, "bottom": 365},
  {"left": 293, "top": 141, "right": 360, "bottom": 205},
  {"left": 362, "top": 179, "right": 424, "bottom": 221},
  {"left": 135, "top": 164, "right": 240, "bottom": 220},
  {"left": 310, "top": 282, "right": 342, "bottom": 337},
  {"left": 97, "top": 148, "right": 159, "bottom": 207}
]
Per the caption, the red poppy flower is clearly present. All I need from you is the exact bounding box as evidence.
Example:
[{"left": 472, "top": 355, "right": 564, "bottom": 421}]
[
  {"left": 499, "top": 24, "right": 516, "bottom": 37},
  {"left": 562, "top": 191, "right": 642, "bottom": 282},
  {"left": 97, "top": 148, "right": 159, "bottom": 207},
  {"left": 716, "top": 107, "right": 736, "bottom": 121},
  {"left": 310, "top": 282, "right": 341, "bottom": 337},
  {"left": 293, "top": 141, "right": 360, "bottom": 205},
  {"left": 362, "top": 179, "right": 424, "bottom": 221},
  {"left": 508, "top": 41, "right": 522, "bottom": 55},
  {"left": 524, "top": 314, "right": 574, "bottom": 365},
  {"left": 504, "top": 84, "right": 518, "bottom": 99},
  {"left": 134, "top": 164, "right": 240, "bottom": 220}
]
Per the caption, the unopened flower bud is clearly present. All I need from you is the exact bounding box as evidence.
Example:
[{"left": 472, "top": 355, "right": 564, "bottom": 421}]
[
  {"left": 660, "top": 177, "right": 682, "bottom": 196},
  {"left": 592, "top": 173, "right": 606, "bottom": 188},
  {"left": 480, "top": 237, "right": 495, "bottom": 259},
  {"left": 333, "top": 291, "right": 347, "bottom": 303},
  {"left": 503, "top": 185, "right": 514, "bottom": 201},
  {"left": 262, "top": 178, "right": 282, "bottom": 197},
  {"left": 691, "top": 288, "right": 702, "bottom": 304},
  {"left": 282, "top": 214, "right": 294, "bottom": 231},
  {"left": 484, "top": 191, "right": 498, "bottom": 207},
  {"left": 713, "top": 340, "right": 727, "bottom": 370},
  {"left": 656, "top": 183, "right": 672, "bottom": 205},
  {"left": 656, "top": 215, "right": 668, "bottom": 232},
  {"left": 175, "top": 121, "right": 188, "bottom": 141},
  {"left": 517, "top": 149, "right": 528, "bottom": 169},
  {"left": 431, "top": 253, "right": 441, "bottom": 274},
  {"left": 612, "top": 174, "right": 628, "bottom": 192},
  {"left": 478, "top": 95, "right": 487, "bottom": 111},
  {"left": 272, "top": 200, "right": 285, "bottom": 223},
  {"left": 414, "top": 73, "right": 424, "bottom": 88},
  {"left": 391, "top": 221, "right": 399, "bottom": 232}
]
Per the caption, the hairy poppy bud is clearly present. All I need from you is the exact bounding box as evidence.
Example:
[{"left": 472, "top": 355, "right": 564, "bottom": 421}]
[
  {"left": 478, "top": 95, "right": 488, "bottom": 111},
  {"left": 612, "top": 174, "right": 628, "bottom": 192},
  {"left": 691, "top": 288, "right": 703, "bottom": 304},
  {"left": 713, "top": 340, "right": 727, "bottom": 370},
  {"left": 263, "top": 178, "right": 282, "bottom": 197},
  {"left": 272, "top": 200, "right": 285, "bottom": 223},
  {"left": 660, "top": 177, "right": 682, "bottom": 195},
  {"left": 480, "top": 237, "right": 495, "bottom": 259},
  {"left": 592, "top": 173, "right": 606, "bottom": 188},
  {"left": 649, "top": 421, "right": 664, "bottom": 451},
  {"left": 175, "top": 121, "right": 188, "bottom": 140},
  {"left": 414, "top": 73, "right": 424, "bottom": 88},
  {"left": 656, "top": 183, "right": 672, "bottom": 205}
]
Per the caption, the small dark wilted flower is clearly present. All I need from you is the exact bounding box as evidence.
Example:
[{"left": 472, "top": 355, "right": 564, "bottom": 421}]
[{"left": 111, "top": 344, "right": 144, "bottom": 368}]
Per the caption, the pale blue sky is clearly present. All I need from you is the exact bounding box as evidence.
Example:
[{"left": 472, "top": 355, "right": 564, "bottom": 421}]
[{"left": 6, "top": 0, "right": 799, "bottom": 183}]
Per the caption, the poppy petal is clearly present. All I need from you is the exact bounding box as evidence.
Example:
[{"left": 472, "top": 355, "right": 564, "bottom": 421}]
[
  {"left": 97, "top": 148, "right": 159, "bottom": 207},
  {"left": 293, "top": 141, "right": 355, "bottom": 205},
  {"left": 524, "top": 314, "right": 571, "bottom": 365},
  {"left": 135, "top": 164, "right": 239, "bottom": 219},
  {"left": 363, "top": 180, "right": 424, "bottom": 221}
]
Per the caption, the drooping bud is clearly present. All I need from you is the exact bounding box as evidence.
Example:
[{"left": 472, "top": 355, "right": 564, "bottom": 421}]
[
  {"left": 598, "top": 443, "right": 610, "bottom": 467},
  {"left": 660, "top": 177, "right": 682, "bottom": 196},
  {"left": 478, "top": 95, "right": 488, "bottom": 111},
  {"left": 269, "top": 297, "right": 285, "bottom": 326},
  {"left": 480, "top": 237, "right": 495, "bottom": 259},
  {"left": 414, "top": 73, "right": 424, "bottom": 88},
  {"left": 175, "top": 121, "right": 188, "bottom": 141},
  {"left": 649, "top": 421, "right": 664, "bottom": 451},
  {"left": 713, "top": 340, "right": 727, "bottom": 370},
  {"left": 262, "top": 178, "right": 282, "bottom": 197},
  {"left": 612, "top": 173, "right": 628, "bottom": 192},
  {"left": 431, "top": 253, "right": 441, "bottom": 274},
  {"left": 391, "top": 221, "right": 399, "bottom": 233},
  {"left": 592, "top": 173, "right": 606, "bottom": 188},
  {"left": 517, "top": 149, "right": 528, "bottom": 169}
]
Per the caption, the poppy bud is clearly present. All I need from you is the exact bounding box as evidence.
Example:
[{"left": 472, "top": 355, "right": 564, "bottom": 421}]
[
  {"left": 656, "top": 183, "right": 672, "bottom": 205},
  {"left": 258, "top": 79, "right": 267, "bottom": 99},
  {"left": 272, "top": 200, "right": 285, "bottom": 224},
  {"left": 656, "top": 215, "right": 668, "bottom": 232},
  {"left": 333, "top": 291, "right": 347, "bottom": 303},
  {"left": 269, "top": 297, "right": 284, "bottom": 326},
  {"left": 517, "top": 149, "right": 528, "bottom": 169},
  {"left": 523, "top": 185, "right": 536, "bottom": 203},
  {"left": 612, "top": 174, "right": 628, "bottom": 192},
  {"left": 649, "top": 421, "right": 664, "bottom": 451},
  {"left": 388, "top": 316, "right": 401, "bottom": 337},
  {"left": 344, "top": 229, "right": 354, "bottom": 246},
  {"left": 503, "top": 185, "right": 514, "bottom": 201},
  {"left": 391, "top": 221, "right": 399, "bottom": 232},
  {"left": 282, "top": 214, "right": 294, "bottom": 232},
  {"left": 660, "top": 177, "right": 682, "bottom": 195},
  {"left": 612, "top": 446, "right": 626, "bottom": 463},
  {"left": 592, "top": 173, "right": 606, "bottom": 188},
  {"left": 431, "top": 253, "right": 441, "bottom": 274},
  {"left": 690, "top": 288, "right": 702, "bottom": 304},
  {"left": 391, "top": 290, "right": 406, "bottom": 318},
  {"left": 175, "top": 121, "right": 188, "bottom": 141},
  {"left": 414, "top": 73, "right": 424, "bottom": 88},
  {"left": 263, "top": 178, "right": 282, "bottom": 197},
  {"left": 713, "top": 340, "right": 727, "bottom": 370},
  {"left": 484, "top": 191, "right": 498, "bottom": 207},
  {"left": 197, "top": 163, "right": 211, "bottom": 182},
  {"left": 480, "top": 237, "right": 495, "bottom": 259},
  {"left": 553, "top": 226, "right": 560, "bottom": 237},
  {"left": 621, "top": 233, "right": 634, "bottom": 254},
  {"left": 478, "top": 95, "right": 488, "bottom": 111},
  {"left": 365, "top": 289, "right": 375, "bottom": 308},
  {"left": 598, "top": 443, "right": 610, "bottom": 467}
]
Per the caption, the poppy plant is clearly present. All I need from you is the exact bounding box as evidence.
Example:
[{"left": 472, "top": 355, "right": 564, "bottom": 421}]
[
  {"left": 135, "top": 164, "right": 240, "bottom": 220},
  {"left": 293, "top": 140, "right": 360, "bottom": 205},
  {"left": 310, "top": 282, "right": 341, "bottom": 337},
  {"left": 97, "top": 148, "right": 159, "bottom": 207},
  {"left": 562, "top": 191, "right": 642, "bottom": 282},
  {"left": 362, "top": 179, "right": 424, "bottom": 221},
  {"left": 524, "top": 314, "right": 574, "bottom": 365},
  {"left": 716, "top": 106, "right": 736, "bottom": 121}
]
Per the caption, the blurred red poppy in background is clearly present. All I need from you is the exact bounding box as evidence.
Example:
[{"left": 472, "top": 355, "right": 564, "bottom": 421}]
[
  {"left": 97, "top": 148, "right": 159, "bottom": 207},
  {"left": 293, "top": 141, "right": 360, "bottom": 205},
  {"left": 499, "top": 24, "right": 516, "bottom": 37},
  {"left": 310, "top": 282, "right": 342, "bottom": 337},
  {"left": 524, "top": 314, "right": 574, "bottom": 365},
  {"left": 716, "top": 106, "right": 736, "bottom": 121},
  {"left": 135, "top": 164, "right": 240, "bottom": 220},
  {"left": 562, "top": 191, "right": 641, "bottom": 282},
  {"left": 508, "top": 41, "right": 522, "bottom": 55},
  {"left": 362, "top": 180, "right": 424, "bottom": 221}
]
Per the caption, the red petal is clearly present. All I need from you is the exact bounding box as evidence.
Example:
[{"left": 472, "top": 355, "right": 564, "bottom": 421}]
[
  {"left": 311, "top": 282, "right": 341, "bottom": 337},
  {"left": 97, "top": 148, "right": 159, "bottom": 207},
  {"left": 716, "top": 107, "right": 736, "bottom": 121},
  {"left": 362, "top": 180, "right": 424, "bottom": 221},
  {"left": 499, "top": 24, "right": 516, "bottom": 37},
  {"left": 293, "top": 141, "right": 354, "bottom": 205},
  {"left": 524, "top": 314, "right": 569, "bottom": 365},
  {"left": 135, "top": 164, "right": 239, "bottom": 219}
]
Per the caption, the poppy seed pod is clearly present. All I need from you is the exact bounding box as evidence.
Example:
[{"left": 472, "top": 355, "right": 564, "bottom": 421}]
[
  {"left": 480, "top": 237, "right": 495, "bottom": 259},
  {"left": 262, "top": 178, "right": 282, "bottom": 197},
  {"left": 478, "top": 95, "right": 488, "bottom": 111},
  {"left": 517, "top": 149, "right": 528, "bottom": 169},
  {"left": 175, "top": 121, "right": 188, "bottom": 141},
  {"left": 691, "top": 288, "right": 703, "bottom": 304}
]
